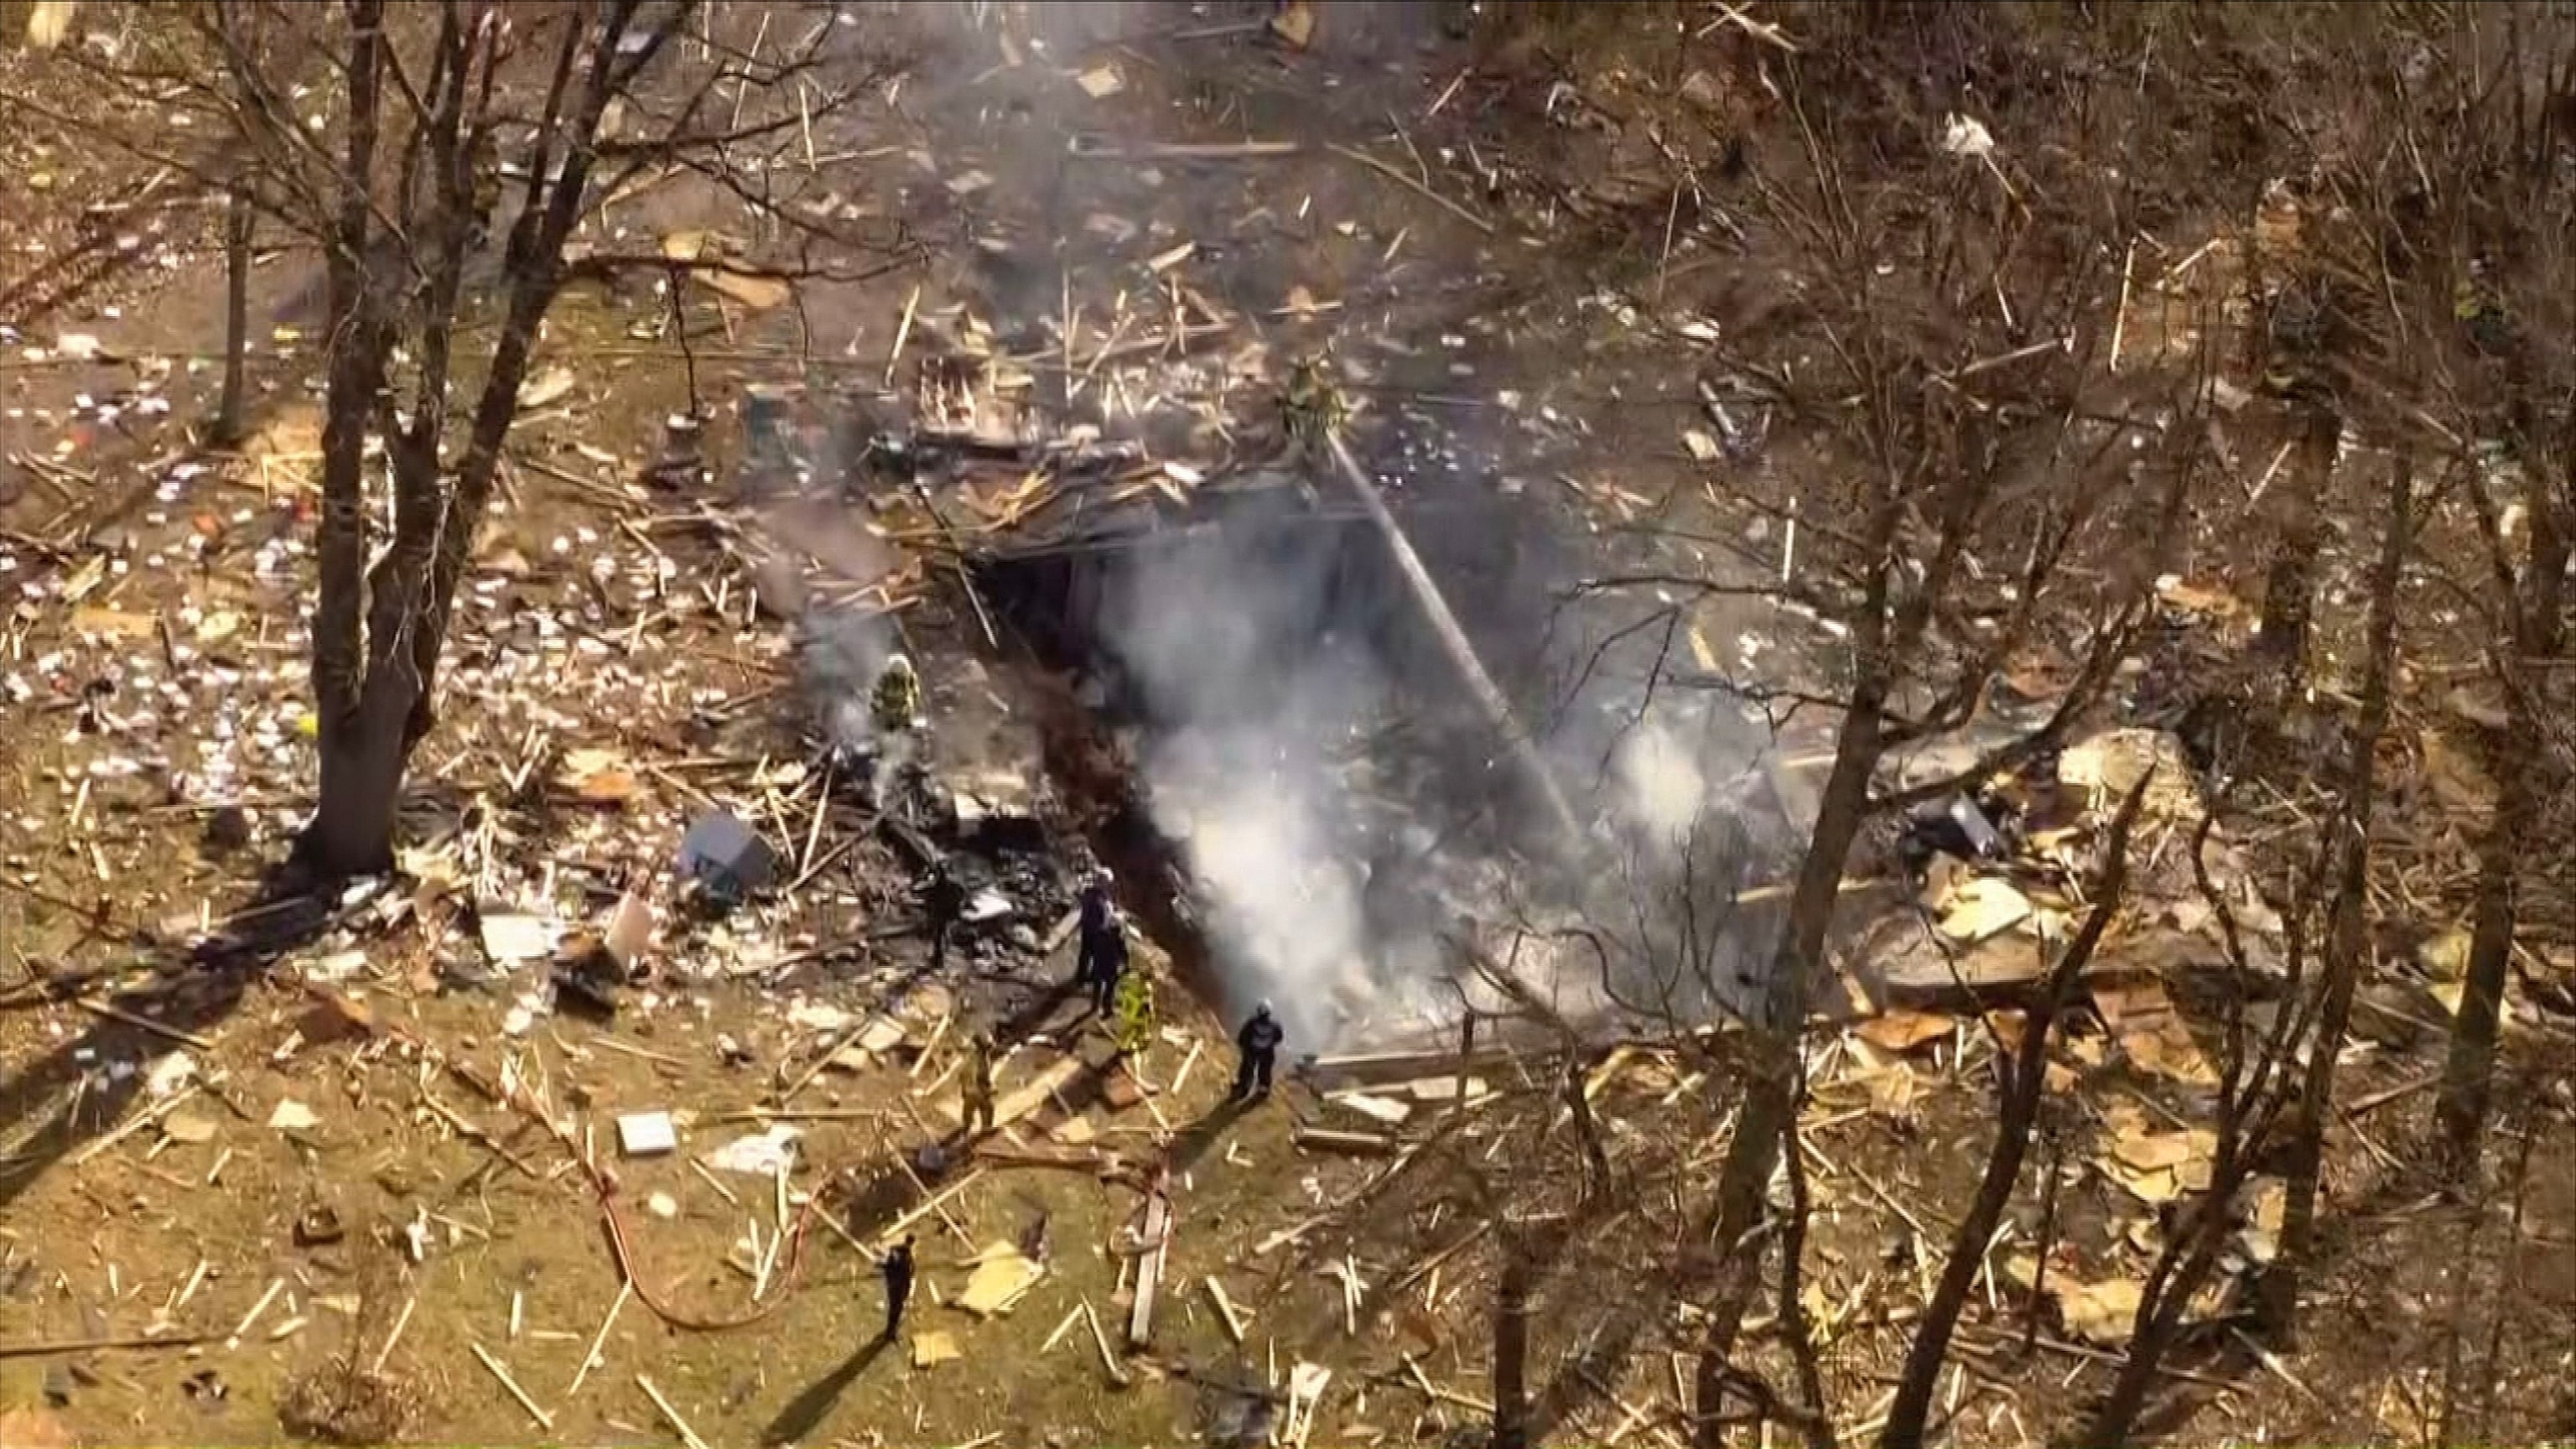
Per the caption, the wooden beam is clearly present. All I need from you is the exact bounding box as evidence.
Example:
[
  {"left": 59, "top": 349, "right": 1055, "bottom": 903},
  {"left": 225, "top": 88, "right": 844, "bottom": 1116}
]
[
  {"left": 1127, "top": 1191, "right": 1171, "bottom": 1345},
  {"left": 1301, "top": 1044, "right": 1522, "bottom": 1093},
  {"left": 1292, "top": 1126, "right": 1399, "bottom": 1157}
]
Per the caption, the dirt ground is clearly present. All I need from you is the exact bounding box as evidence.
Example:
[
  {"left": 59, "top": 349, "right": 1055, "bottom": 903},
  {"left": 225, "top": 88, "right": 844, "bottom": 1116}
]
[{"left": 3, "top": 3, "right": 2572, "bottom": 1447}]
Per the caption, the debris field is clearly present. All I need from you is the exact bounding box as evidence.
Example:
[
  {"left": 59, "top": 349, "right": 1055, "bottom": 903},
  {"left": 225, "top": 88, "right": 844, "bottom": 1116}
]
[{"left": 3, "top": 4, "right": 2573, "bottom": 1448}]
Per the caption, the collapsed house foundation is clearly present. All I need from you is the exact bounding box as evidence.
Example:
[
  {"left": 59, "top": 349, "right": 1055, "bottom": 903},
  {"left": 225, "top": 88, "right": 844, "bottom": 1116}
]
[{"left": 969, "top": 455, "right": 1819, "bottom": 1056}]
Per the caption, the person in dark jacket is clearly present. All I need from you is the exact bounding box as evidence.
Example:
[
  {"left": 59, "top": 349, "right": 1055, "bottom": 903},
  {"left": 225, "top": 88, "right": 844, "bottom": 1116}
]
[
  {"left": 1087, "top": 922, "right": 1130, "bottom": 1015},
  {"left": 963, "top": 1031, "right": 996, "bottom": 1136},
  {"left": 1232, "top": 1001, "right": 1285, "bottom": 1104},
  {"left": 1075, "top": 870, "right": 1126, "bottom": 1011},
  {"left": 921, "top": 864, "right": 967, "bottom": 970},
  {"left": 879, "top": 1234, "right": 917, "bottom": 1341},
  {"left": 1077, "top": 867, "right": 1116, "bottom": 940}
]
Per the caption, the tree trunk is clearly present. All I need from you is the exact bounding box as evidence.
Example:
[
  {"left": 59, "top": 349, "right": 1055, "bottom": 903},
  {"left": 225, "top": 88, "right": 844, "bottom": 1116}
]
[
  {"left": 302, "top": 0, "right": 392, "bottom": 880},
  {"left": 2435, "top": 776, "right": 2532, "bottom": 1164},
  {"left": 1880, "top": 779, "right": 2148, "bottom": 1449},
  {"left": 1774, "top": 1105, "right": 1835, "bottom": 1448},
  {"left": 215, "top": 175, "right": 253, "bottom": 443},
  {"left": 2437, "top": 440, "right": 2568, "bottom": 1163},
  {"left": 400, "top": 4, "right": 664, "bottom": 746},
  {"left": 2257, "top": 453, "right": 2413, "bottom": 1343},
  {"left": 1689, "top": 673, "right": 1886, "bottom": 1438},
  {"left": 304, "top": 706, "right": 408, "bottom": 877},
  {"left": 1493, "top": 1237, "right": 1533, "bottom": 1449},
  {"left": 2252, "top": 402, "right": 2340, "bottom": 692}
]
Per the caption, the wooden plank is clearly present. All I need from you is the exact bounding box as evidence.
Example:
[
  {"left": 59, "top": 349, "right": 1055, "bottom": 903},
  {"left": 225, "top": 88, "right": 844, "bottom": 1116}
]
[
  {"left": 870, "top": 1169, "right": 986, "bottom": 1248},
  {"left": 936, "top": 1052, "right": 1089, "bottom": 1135},
  {"left": 1203, "top": 1275, "right": 1248, "bottom": 1343},
  {"left": 1301, "top": 1043, "right": 1522, "bottom": 1092},
  {"left": 1082, "top": 1300, "right": 1130, "bottom": 1387},
  {"left": 1127, "top": 1192, "right": 1170, "bottom": 1345},
  {"left": 972, "top": 1144, "right": 1114, "bottom": 1173},
  {"left": 1040, "top": 905, "right": 1082, "bottom": 956},
  {"left": 1292, "top": 1126, "right": 1398, "bottom": 1156}
]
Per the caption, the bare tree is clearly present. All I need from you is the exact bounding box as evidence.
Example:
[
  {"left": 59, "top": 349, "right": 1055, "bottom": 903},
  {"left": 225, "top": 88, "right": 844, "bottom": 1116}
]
[
  {"left": 2, "top": 0, "right": 908, "bottom": 875},
  {"left": 215, "top": 172, "right": 255, "bottom": 442},
  {"left": 1599, "top": 66, "right": 2207, "bottom": 1448},
  {"left": 2081, "top": 446, "right": 2418, "bottom": 1444},
  {"left": 2407, "top": 16, "right": 2576, "bottom": 1168},
  {"left": 55, "top": 0, "right": 890, "bottom": 875},
  {"left": 2255, "top": 452, "right": 2413, "bottom": 1339},
  {"left": 1877, "top": 772, "right": 2152, "bottom": 1449}
]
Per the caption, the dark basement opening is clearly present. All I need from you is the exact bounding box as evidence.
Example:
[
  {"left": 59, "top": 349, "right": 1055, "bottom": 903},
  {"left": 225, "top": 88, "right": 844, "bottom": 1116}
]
[{"left": 974, "top": 478, "right": 1565, "bottom": 1032}]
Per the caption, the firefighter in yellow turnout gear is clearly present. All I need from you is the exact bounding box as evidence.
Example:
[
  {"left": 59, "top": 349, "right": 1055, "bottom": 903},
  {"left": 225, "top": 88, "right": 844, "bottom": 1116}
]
[
  {"left": 1111, "top": 969, "right": 1157, "bottom": 1059},
  {"left": 871, "top": 654, "right": 922, "bottom": 736}
]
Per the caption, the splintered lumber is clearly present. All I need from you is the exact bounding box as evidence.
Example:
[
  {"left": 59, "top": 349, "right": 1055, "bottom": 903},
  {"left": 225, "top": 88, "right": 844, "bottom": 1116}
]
[
  {"left": 76, "top": 995, "right": 216, "bottom": 1049},
  {"left": 65, "top": 1085, "right": 200, "bottom": 1166},
  {"left": 1127, "top": 1192, "right": 1171, "bottom": 1344},
  {"left": 973, "top": 1143, "right": 1116, "bottom": 1174},
  {"left": 871, "top": 1168, "right": 986, "bottom": 1247},
  {"left": 1293, "top": 1125, "right": 1399, "bottom": 1157},
  {"left": 1303, "top": 1043, "right": 1519, "bottom": 1093},
  {"left": 1081, "top": 1300, "right": 1131, "bottom": 1387},
  {"left": 949, "top": 1052, "right": 1089, "bottom": 1135},
  {"left": 226, "top": 1277, "right": 286, "bottom": 1346},
  {"left": 891, "top": 1145, "right": 976, "bottom": 1249},
  {"left": 1400, "top": 1353, "right": 1497, "bottom": 1414},
  {"left": 367, "top": 1296, "right": 415, "bottom": 1374},
  {"left": 1042, "top": 1305, "right": 1085, "bottom": 1354},
  {"left": 1862, "top": 921, "right": 2246, "bottom": 1013},
  {"left": 1332, "top": 1090, "right": 1413, "bottom": 1125},
  {"left": 1040, "top": 905, "right": 1083, "bottom": 955},
  {"left": 0, "top": 1332, "right": 213, "bottom": 1360},
  {"left": 635, "top": 1374, "right": 713, "bottom": 1449},
  {"left": 471, "top": 1343, "right": 554, "bottom": 1431},
  {"left": 564, "top": 1280, "right": 631, "bottom": 1399},
  {"left": 1392, "top": 1224, "right": 1490, "bottom": 1296},
  {"left": 1203, "top": 1275, "right": 1249, "bottom": 1343},
  {"left": 1254, "top": 1212, "right": 1332, "bottom": 1256},
  {"left": 958, "top": 1242, "right": 1046, "bottom": 1317},
  {"left": 776, "top": 1021, "right": 870, "bottom": 1104},
  {"left": 1583, "top": 1045, "right": 1639, "bottom": 1101}
]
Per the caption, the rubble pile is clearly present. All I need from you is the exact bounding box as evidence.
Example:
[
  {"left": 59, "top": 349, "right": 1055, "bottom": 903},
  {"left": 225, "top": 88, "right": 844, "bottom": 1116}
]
[{"left": 6, "top": 5, "right": 2568, "bottom": 1447}]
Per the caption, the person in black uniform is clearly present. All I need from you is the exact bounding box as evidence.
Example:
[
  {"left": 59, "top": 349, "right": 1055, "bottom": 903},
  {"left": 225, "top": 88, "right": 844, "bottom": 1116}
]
[
  {"left": 879, "top": 1234, "right": 917, "bottom": 1341},
  {"left": 1074, "top": 869, "right": 1125, "bottom": 1011},
  {"left": 963, "top": 1031, "right": 996, "bottom": 1136},
  {"left": 1088, "top": 919, "right": 1130, "bottom": 1015},
  {"left": 1232, "top": 1001, "right": 1285, "bottom": 1104},
  {"left": 921, "top": 864, "right": 966, "bottom": 971}
]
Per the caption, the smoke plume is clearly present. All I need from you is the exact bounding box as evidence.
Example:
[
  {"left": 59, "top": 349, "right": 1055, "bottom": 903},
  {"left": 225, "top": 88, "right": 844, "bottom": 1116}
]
[{"left": 1095, "top": 479, "right": 1815, "bottom": 1053}]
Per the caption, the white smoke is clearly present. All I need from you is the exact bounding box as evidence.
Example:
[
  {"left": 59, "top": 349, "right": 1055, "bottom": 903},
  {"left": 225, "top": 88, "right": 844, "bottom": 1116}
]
[
  {"left": 1098, "top": 515, "right": 1398, "bottom": 1053},
  {"left": 1094, "top": 498, "right": 1818, "bottom": 1053},
  {"left": 857, "top": 0, "right": 1822, "bottom": 1052}
]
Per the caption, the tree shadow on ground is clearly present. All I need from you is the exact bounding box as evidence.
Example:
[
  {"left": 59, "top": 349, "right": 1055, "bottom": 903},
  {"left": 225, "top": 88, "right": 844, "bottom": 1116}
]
[
  {"left": 0, "top": 859, "right": 342, "bottom": 1220},
  {"left": 761, "top": 1336, "right": 891, "bottom": 1446},
  {"left": 990, "top": 977, "right": 1087, "bottom": 1049},
  {"left": 1162, "top": 1094, "right": 1252, "bottom": 1177}
]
